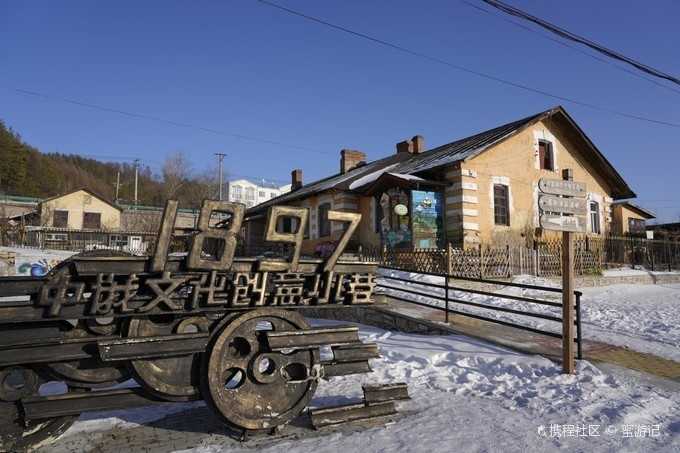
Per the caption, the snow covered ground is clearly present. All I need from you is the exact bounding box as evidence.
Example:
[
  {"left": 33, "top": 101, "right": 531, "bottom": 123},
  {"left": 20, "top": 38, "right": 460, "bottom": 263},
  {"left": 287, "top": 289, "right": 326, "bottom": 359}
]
[
  {"left": 378, "top": 269, "right": 680, "bottom": 362},
  {"left": 36, "top": 320, "right": 679, "bottom": 453},
  {"left": 602, "top": 267, "right": 680, "bottom": 277}
]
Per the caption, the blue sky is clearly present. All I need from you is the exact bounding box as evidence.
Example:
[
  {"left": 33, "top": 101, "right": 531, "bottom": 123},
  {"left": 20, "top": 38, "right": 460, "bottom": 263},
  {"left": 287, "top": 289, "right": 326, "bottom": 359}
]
[{"left": 1, "top": 0, "right": 679, "bottom": 221}]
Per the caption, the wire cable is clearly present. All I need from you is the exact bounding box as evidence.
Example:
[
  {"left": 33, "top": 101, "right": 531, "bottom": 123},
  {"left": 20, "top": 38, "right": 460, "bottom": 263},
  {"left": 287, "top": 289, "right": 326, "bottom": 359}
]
[
  {"left": 459, "top": 0, "right": 680, "bottom": 96},
  {"left": 10, "top": 87, "right": 337, "bottom": 156},
  {"left": 480, "top": 0, "right": 680, "bottom": 87},
  {"left": 257, "top": 0, "right": 680, "bottom": 129}
]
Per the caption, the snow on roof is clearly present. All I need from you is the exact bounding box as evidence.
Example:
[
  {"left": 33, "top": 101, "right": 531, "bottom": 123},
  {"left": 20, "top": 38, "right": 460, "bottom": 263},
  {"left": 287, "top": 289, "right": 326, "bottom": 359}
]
[{"left": 347, "top": 164, "right": 400, "bottom": 190}]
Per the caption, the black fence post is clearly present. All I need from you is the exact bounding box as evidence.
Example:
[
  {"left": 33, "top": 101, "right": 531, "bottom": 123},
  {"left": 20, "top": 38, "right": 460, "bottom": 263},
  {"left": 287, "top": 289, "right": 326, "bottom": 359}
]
[
  {"left": 444, "top": 273, "right": 449, "bottom": 324},
  {"left": 575, "top": 291, "right": 583, "bottom": 360}
]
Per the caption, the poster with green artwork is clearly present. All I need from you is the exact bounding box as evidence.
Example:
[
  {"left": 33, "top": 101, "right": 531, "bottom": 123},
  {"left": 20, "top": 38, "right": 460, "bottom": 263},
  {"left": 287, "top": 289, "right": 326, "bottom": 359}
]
[{"left": 411, "top": 190, "right": 444, "bottom": 249}]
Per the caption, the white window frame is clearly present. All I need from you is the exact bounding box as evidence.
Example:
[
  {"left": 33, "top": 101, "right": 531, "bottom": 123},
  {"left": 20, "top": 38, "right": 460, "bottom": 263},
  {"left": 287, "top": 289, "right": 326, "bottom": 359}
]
[{"left": 590, "top": 200, "right": 601, "bottom": 234}]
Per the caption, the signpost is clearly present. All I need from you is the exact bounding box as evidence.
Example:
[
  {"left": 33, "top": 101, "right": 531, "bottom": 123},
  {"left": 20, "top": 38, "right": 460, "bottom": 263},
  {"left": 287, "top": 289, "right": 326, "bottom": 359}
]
[
  {"left": 539, "top": 214, "right": 587, "bottom": 233},
  {"left": 538, "top": 172, "right": 586, "bottom": 374},
  {"left": 538, "top": 195, "right": 587, "bottom": 215}
]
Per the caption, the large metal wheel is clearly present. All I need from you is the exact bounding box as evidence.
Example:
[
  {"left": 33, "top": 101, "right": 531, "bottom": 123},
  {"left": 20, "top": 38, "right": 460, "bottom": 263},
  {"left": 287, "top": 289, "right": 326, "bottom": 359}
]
[
  {"left": 201, "top": 309, "right": 319, "bottom": 431},
  {"left": 43, "top": 321, "right": 129, "bottom": 389},
  {"left": 126, "top": 315, "right": 210, "bottom": 401},
  {"left": 41, "top": 250, "right": 133, "bottom": 389},
  {"left": 0, "top": 367, "right": 75, "bottom": 452}
]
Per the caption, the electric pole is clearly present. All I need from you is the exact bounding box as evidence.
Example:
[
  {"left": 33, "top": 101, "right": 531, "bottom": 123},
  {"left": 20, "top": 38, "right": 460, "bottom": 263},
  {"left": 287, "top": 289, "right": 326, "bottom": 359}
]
[
  {"left": 114, "top": 170, "right": 121, "bottom": 204},
  {"left": 215, "top": 153, "right": 226, "bottom": 200},
  {"left": 133, "top": 158, "right": 140, "bottom": 208}
]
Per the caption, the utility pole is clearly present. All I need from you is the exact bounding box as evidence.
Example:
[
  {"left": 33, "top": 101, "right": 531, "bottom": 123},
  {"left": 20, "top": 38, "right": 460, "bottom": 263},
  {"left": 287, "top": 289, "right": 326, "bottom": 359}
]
[
  {"left": 215, "top": 153, "right": 226, "bottom": 200},
  {"left": 114, "top": 170, "right": 121, "bottom": 204},
  {"left": 133, "top": 158, "right": 140, "bottom": 208}
]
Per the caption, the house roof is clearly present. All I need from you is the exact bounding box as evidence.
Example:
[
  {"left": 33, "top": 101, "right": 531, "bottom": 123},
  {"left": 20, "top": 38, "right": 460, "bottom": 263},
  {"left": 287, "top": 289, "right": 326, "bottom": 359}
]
[
  {"left": 40, "top": 187, "right": 122, "bottom": 211},
  {"left": 248, "top": 106, "right": 635, "bottom": 215},
  {"left": 647, "top": 222, "right": 680, "bottom": 231},
  {"left": 612, "top": 200, "right": 656, "bottom": 219}
]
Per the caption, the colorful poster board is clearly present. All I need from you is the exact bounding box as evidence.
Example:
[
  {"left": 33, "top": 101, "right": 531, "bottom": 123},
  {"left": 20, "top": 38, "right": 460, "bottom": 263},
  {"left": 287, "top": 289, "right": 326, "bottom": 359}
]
[{"left": 411, "top": 190, "right": 444, "bottom": 249}]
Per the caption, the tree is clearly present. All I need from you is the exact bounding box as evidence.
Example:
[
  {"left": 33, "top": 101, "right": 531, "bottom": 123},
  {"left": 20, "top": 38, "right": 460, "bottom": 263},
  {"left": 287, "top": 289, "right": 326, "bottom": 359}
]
[{"left": 161, "top": 152, "right": 192, "bottom": 201}]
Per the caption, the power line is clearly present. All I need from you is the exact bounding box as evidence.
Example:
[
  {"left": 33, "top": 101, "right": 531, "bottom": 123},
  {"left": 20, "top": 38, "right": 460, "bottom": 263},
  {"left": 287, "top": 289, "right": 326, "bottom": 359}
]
[
  {"left": 459, "top": 0, "right": 680, "bottom": 96},
  {"left": 10, "top": 87, "right": 337, "bottom": 156},
  {"left": 257, "top": 0, "right": 680, "bottom": 129},
  {"left": 480, "top": 0, "right": 680, "bottom": 87}
]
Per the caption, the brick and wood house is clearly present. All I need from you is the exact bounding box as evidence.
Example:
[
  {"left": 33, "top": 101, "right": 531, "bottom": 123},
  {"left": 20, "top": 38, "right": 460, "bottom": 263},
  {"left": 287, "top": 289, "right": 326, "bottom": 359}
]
[
  {"left": 610, "top": 201, "right": 655, "bottom": 237},
  {"left": 244, "top": 106, "right": 638, "bottom": 254}
]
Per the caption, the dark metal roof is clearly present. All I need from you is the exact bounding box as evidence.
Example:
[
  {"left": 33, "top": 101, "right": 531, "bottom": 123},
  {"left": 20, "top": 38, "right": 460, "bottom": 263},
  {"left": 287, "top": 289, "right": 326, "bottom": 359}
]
[
  {"left": 248, "top": 153, "right": 410, "bottom": 214},
  {"left": 389, "top": 110, "right": 547, "bottom": 174},
  {"left": 248, "top": 106, "right": 635, "bottom": 215}
]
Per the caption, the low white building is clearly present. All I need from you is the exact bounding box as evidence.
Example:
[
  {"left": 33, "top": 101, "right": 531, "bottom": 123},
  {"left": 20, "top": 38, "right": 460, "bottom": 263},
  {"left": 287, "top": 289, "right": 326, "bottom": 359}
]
[{"left": 226, "top": 179, "right": 291, "bottom": 208}]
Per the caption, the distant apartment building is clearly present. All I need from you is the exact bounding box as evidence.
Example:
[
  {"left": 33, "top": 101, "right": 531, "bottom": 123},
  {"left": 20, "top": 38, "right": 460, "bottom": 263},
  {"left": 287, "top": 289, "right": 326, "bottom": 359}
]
[{"left": 226, "top": 179, "right": 291, "bottom": 208}]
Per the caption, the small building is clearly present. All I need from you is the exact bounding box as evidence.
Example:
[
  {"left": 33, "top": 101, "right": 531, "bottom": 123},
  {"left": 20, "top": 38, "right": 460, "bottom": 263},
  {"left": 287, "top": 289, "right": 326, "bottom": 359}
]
[
  {"left": 226, "top": 179, "right": 291, "bottom": 209},
  {"left": 611, "top": 201, "right": 655, "bottom": 237},
  {"left": 245, "top": 106, "right": 637, "bottom": 254},
  {"left": 39, "top": 188, "right": 121, "bottom": 230},
  {"left": 647, "top": 222, "right": 680, "bottom": 241}
]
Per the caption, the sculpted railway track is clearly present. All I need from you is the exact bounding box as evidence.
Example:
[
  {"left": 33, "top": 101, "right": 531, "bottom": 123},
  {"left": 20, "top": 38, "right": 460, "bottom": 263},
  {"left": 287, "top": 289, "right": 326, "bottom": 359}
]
[{"left": 0, "top": 200, "right": 408, "bottom": 451}]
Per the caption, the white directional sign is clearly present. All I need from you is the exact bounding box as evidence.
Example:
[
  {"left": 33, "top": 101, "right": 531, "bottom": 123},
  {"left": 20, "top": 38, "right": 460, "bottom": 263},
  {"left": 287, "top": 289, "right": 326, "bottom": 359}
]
[
  {"left": 540, "top": 214, "right": 587, "bottom": 233},
  {"left": 539, "top": 195, "right": 587, "bottom": 216},
  {"left": 539, "top": 178, "right": 586, "bottom": 198}
]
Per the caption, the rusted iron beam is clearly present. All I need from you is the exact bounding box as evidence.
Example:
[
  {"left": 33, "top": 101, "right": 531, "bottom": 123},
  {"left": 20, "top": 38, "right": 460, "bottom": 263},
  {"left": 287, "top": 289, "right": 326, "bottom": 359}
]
[
  {"left": 0, "top": 276, "right": 46, "bottom": 296},
  {"left": 98, "top": 332, "right": 209, "bottom": 362},
  {"left": 266, "top": 326, "right": 360, "bottom": 351},
  {"left": 309, "top": 401, "right": 396, "bottom": 429},
  {"left": 362, "top": 383, "right": 410, "bottom": 405},
  {"left": 21, "top": 388, "right": 168, "bottom": 420},
  {"left": 321, "top": 360, "right": 372, "bottom": 377},
  {"left": 331, "top": 343, "right": 380, "bottom": 362},
  {"left": 0, "top": 335, "right": 119, "bottom": 367}
]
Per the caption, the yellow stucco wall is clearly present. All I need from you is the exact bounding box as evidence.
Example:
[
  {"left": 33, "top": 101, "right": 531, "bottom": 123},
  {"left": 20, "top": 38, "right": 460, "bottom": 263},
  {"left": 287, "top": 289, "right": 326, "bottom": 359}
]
[
  {"left": 247, "top": 190, "right": 376, "bottom": 256},
  {"left": 449, "top": 118, "right": 614, "bottom": 245},
  {"left": 611, "top": 204, "right": 649, "bottom": 235},
  {"left": 41, "top": 190, "right": 121, "bottom": 230}
]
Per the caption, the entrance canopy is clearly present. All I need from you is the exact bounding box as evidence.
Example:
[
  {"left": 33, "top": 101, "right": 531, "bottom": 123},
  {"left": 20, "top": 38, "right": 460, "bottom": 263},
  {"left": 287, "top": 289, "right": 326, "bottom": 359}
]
[{"left": 353, "top": 172, "right": 448, "bottom": 196}]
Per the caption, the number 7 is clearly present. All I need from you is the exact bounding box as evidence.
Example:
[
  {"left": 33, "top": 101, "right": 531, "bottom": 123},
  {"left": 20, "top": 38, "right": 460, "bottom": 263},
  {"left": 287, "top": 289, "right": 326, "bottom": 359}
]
[{"left": 323, "top": 211, "right": 361, "bottom": 272}]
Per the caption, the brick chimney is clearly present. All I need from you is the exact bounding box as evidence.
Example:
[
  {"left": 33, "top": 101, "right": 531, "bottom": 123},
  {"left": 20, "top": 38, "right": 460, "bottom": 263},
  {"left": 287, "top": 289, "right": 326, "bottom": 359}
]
[
  {"left": 340, "top": 149, "right": 366, "bottom": 174},
  {"left": 396, "top": 135, "right": 425, "bottom": 155},
  {"left": 291, "top": 169, "right": 303, "bottom": 191},
  {"left": 411, "top": 135, "right": 425, "bottom": 154},
  {"left": 396, "top": 140, "right": 412, "bottom": 154}
]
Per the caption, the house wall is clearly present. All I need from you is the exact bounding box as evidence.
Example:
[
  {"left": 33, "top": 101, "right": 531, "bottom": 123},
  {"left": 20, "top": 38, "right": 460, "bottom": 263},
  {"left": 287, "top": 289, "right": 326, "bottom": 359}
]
[
  {"left": 40, "top": 190, "right": 121, "bottom": 230},
  {"left": 445, "top": 118, "right": 615, "bottom": 246},
  {"left": 227, "top": 179, "right": 291, "bottom": 208},
  {"left": 295, "top": 191, "right": 366, "bottom": 255},
  {"left": 245, "top": 190, "right": 377, "bottom": 256},
  {"left": 612, "top": 205, "right": 648, "bottom": 235}
]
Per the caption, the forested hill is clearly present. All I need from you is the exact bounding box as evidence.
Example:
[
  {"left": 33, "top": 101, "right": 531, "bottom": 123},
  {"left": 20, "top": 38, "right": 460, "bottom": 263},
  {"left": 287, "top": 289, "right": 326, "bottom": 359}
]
[{"left": 0, "top": 120, "right": 213, "bottom": 208}]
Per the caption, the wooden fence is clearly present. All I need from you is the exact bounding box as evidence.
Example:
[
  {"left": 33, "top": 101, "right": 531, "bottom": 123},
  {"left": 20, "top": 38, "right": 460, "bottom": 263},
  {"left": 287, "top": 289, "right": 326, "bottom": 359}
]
[{"left": 358, "top": 235, "right": 680, "bottom": 277}]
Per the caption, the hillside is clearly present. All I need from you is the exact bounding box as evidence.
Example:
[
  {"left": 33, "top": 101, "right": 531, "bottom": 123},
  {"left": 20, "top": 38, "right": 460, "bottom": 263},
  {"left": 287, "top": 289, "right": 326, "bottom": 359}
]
[{"left": 0, "top": 120, "right": 213, "bottom": 208}]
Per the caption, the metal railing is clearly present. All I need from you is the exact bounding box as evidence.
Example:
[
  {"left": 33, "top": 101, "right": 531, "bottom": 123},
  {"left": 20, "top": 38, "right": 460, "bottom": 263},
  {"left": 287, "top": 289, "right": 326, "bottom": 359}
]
[{"left": 376, "top": 265, "right": 583, "bottom": 359}]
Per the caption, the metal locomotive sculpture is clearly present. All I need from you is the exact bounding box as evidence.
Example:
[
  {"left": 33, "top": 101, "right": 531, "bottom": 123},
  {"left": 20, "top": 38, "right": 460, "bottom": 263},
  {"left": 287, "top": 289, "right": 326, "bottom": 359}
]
[{"left": 0, "top": 201, "right": 408, "bottom": 451}]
